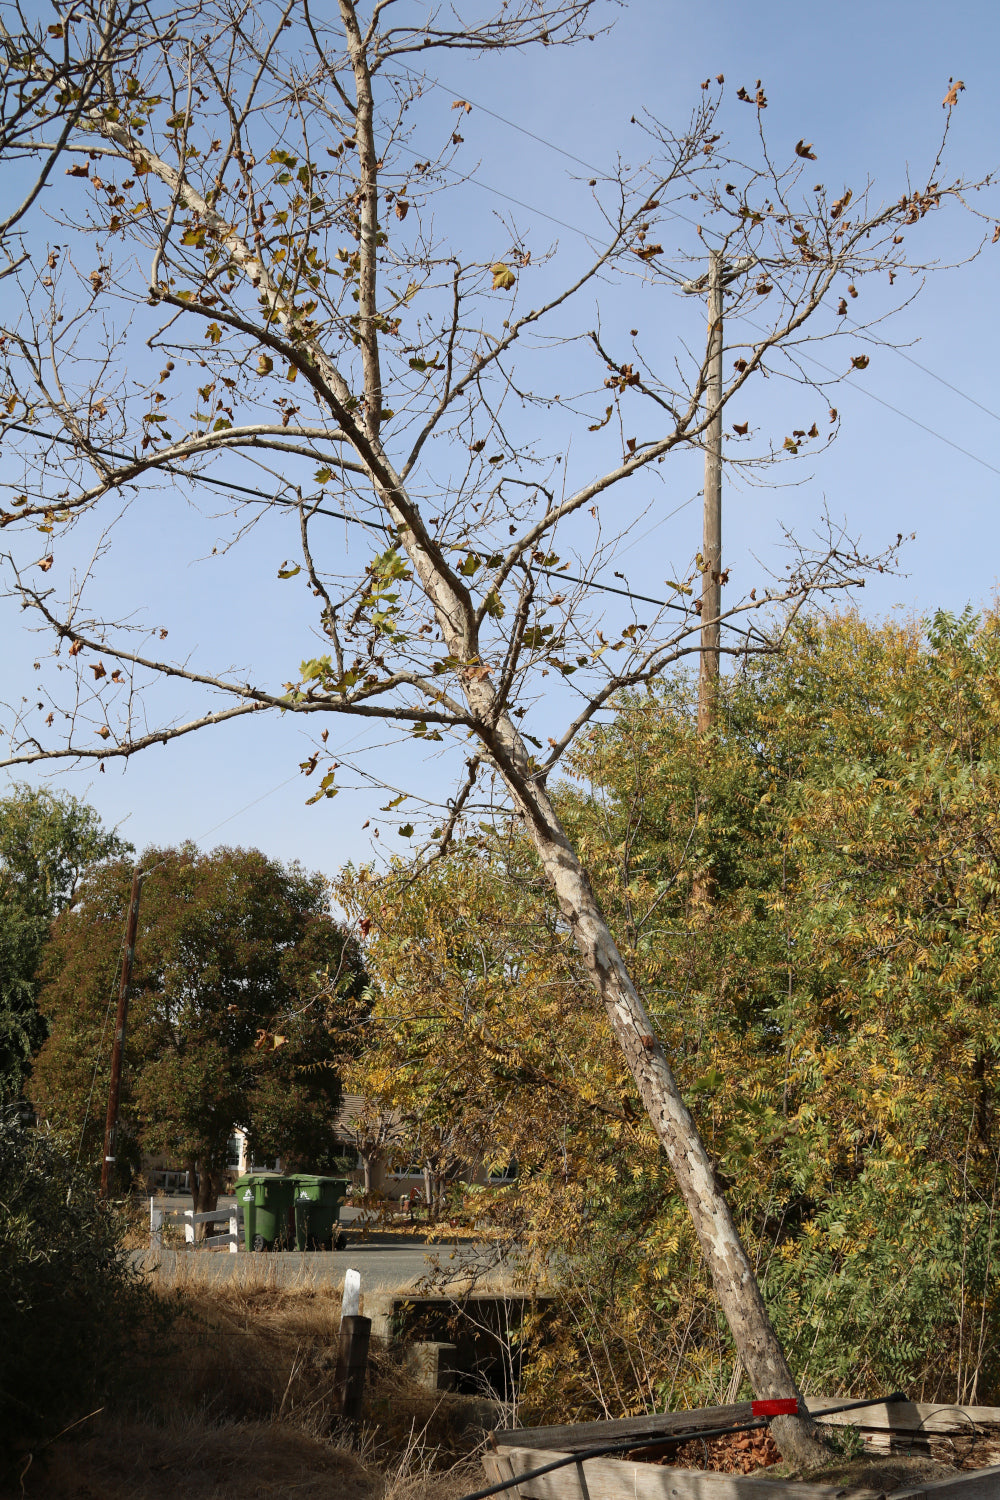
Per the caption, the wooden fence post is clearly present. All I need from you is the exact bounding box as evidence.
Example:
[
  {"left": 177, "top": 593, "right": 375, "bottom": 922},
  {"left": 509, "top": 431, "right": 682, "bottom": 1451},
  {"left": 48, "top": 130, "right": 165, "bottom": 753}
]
[
  {"left": 333, "top": 1270, "right": 370, "bottom": 1420},
  {"left": 334, "top": 1316, "right": 372, "bottom": 1420},
  {"left": 229, "top": 1208, "right": 239, "bottom": 1253}
]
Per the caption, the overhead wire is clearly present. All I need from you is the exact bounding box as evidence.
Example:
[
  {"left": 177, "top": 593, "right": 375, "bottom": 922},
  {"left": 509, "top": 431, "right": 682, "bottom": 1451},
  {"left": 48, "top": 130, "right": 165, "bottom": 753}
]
[
  {"left": 1, "top": 435, "right": 698, "bottom": 614},
  {"left": 740, "top": 320, "right": 1000, "bottom": 480},
  {"left": 5, "top": 88, "right": 996, "bottom": 631},
  {"left": 2, "top": 420, "right": 387, "bottom": 531},
  {"left": 389, "top": 88, "right": 688, "bottom": 283},
  {"left": 406, "top": 66, "right": 1000, "bottom": 432},
  {"left": 843, "top": 320, "right": 1000, "bottom": 428}
]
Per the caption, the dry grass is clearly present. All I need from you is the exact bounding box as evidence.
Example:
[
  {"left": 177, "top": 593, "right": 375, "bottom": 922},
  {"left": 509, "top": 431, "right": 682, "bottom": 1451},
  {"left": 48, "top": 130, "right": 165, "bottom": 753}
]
[
  {"left": 21, "top": 1419, "right": 374, "bottom": 1500},
  {"left": 11, "top": 1259, "right": 494, "bottom": 1500}
]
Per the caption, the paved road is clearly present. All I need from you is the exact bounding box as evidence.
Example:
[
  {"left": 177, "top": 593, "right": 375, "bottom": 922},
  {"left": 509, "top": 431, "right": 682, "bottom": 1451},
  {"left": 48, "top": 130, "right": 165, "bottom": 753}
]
[
  {"left": 137, "top": 1200, "right": 508, "bottom": 1291},
  {"left": 138, "top": 1241, "right": 503, "bottom": 1290}
]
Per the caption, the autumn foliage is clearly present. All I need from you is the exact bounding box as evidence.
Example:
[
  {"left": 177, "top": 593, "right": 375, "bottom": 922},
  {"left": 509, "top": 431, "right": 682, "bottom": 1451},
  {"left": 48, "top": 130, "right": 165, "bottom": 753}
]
[{"left": 345, "top": 609, "right": 1000, "bottom": 1415}]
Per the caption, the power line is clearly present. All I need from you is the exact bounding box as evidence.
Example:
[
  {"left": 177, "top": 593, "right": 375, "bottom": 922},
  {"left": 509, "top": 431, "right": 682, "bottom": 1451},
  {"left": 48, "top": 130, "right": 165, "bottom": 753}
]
[
  {"left": 400, "top": 96, "right": 1000, "bottom": 478},
  {"left": 3, "top": 420, "right": 387, "bottom": 531},
  {"left": 402, "top": 64, "right": 605, "bottom": 179},
  {"left": 3, "top": 420, "right": 700, "bottom": 614},
  {"left": 410, "top": 68, "right": 1000, "bottom": 433},
  {"left": 745, "top": 327, "right": 1000, "bottom": 480},
  {"left": 846, "top": 318, "right": 1000, "bottom": 427},
  {"left": 392, "top": 72, "right": 688, "bottom": 283},
  {"left": 393, "top": 132, "right": 682, "bottom": 267},
  {"left": 7, "top": 115, "right": 996, "bottom": 617},
  {"left": 191, "top": 772, "right": 300, "bottom": 842},
  {"left": 539, "top": 568, "right": 688, "bottom": 614}
]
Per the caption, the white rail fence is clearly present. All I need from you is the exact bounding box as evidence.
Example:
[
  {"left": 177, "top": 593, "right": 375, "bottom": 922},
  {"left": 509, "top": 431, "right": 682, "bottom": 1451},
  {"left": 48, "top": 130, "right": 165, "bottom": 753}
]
[{"left": 149, "top": 1197, "right": 242, "bottom": 1252}]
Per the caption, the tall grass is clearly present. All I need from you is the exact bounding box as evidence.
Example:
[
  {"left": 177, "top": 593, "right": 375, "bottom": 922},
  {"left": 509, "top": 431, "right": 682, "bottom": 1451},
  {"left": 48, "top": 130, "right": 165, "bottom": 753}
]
[{"left": 19, "top": 1258, "right": 494, "bottom": 1500}]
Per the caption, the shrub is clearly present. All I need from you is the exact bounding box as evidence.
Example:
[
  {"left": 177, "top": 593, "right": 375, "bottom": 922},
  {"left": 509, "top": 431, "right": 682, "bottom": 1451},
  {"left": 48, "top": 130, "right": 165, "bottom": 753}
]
[{"left": 0, "top": 1114, "right": 168, "bottom": 1482}]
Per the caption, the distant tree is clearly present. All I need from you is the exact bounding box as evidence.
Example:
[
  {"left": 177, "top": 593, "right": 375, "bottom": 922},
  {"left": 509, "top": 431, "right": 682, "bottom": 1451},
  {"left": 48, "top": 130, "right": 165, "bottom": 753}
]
[
  {"left": 31, "top": 844, "right": 366, "bottom": 1210},
  {"left": 0, "top": 784, "right": 129, "bottom": 1101}
]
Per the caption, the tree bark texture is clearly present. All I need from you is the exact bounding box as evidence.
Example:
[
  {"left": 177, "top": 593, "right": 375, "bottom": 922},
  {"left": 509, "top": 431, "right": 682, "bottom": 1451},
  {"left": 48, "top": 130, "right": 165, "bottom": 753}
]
[{"left": 500, "top": 767, "right": 829, "bottom": 1462}]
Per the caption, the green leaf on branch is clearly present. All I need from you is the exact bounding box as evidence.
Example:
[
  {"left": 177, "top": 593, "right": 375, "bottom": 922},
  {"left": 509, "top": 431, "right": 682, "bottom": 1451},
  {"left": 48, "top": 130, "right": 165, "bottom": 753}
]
[{"left": 305, "top": 768, "right": 339, "bottom": 805}]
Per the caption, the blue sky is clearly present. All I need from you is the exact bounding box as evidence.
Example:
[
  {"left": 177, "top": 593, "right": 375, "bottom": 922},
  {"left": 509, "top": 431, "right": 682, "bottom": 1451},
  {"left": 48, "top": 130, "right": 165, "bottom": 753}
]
[{"left": 2, "top": 0, "right": 998, "bottom": 885}]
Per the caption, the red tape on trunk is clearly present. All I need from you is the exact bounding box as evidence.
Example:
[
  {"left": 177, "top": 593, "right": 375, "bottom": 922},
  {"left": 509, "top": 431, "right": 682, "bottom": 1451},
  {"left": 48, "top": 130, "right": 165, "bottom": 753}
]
[{"left": 752, "top": 1399, "right": 800, "bottom": 1417}]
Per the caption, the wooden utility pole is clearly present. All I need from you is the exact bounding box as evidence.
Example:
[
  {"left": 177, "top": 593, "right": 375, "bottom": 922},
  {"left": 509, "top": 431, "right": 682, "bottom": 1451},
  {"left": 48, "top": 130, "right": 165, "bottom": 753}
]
[
  {"left": 100, "top": 866, "right": 143, "bottom": 1199},
  {"left": 682, "top": 251, "right": 755, "bottom": 734},
  {"left": 698, "top": 248, "right": 724, "bottom": 736}
]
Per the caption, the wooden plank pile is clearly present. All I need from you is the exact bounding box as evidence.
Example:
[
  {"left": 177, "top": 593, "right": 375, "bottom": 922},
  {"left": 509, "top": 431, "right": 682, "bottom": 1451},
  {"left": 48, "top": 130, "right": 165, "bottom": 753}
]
[{"left": 482, "top": 1399, "right": 1000, "bottom": 1500}]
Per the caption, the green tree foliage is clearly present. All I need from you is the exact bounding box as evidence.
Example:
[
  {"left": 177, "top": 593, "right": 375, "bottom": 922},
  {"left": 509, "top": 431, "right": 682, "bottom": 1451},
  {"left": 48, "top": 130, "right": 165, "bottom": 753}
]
[
  {"left": 31, "top": 845, "right": 366, "bottom": 1206},
  {"left": 348, "top": 610, "right": 1000, "bottom": 1414},
  {"left": 0, "top": 1114, "right": 166, "bottom": 1483},
  {"left": 0, "top": 785, "right": 129, "bottom": 1101}
]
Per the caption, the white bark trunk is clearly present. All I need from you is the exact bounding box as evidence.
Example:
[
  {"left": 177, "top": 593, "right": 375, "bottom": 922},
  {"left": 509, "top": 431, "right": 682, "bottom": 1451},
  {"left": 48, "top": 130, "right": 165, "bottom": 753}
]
[{"left": 487, "top": 743, "right": 829, "bottom": 1463}]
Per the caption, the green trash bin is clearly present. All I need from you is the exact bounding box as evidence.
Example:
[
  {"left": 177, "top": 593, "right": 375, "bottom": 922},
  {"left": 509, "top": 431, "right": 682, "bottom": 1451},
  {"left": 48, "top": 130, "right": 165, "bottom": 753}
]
[
  {"left": 233, "top": 1173, "right": 295, "bottom": 1252},
  {"left": 291, "top": 1175, "right": 348, "bottom": 1251}
]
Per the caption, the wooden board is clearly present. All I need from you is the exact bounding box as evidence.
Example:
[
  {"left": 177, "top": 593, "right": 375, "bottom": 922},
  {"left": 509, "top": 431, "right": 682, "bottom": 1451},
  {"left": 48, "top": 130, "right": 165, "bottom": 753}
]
[
  {"left": 485, "top": 1402, "right": 1000, "bottom": 1500},
  {"left": 889, "top": 1464, "right": 1000, "bottom": 1499},
  {"left": 494, "top": 1403, "right": 1000, "bottom": 1454},
  {"left": 488, "top": 1444, "right": 885, "bottom": 1500},
  {"left": 482, "top": 1450, "right": 522, "bottom": 1494},
  {"left": 807, "top": 1402, "right": 1000, "bottom": 1437},
  {"left": 492, "top": 1403, "right": 756, "bottom": 1454}
]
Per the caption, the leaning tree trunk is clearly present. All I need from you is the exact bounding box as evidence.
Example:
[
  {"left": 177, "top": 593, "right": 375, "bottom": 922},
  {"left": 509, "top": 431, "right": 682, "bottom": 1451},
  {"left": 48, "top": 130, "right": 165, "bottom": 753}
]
[{"left": 492, "top": 740, "right": 829, "bottom": 1465}]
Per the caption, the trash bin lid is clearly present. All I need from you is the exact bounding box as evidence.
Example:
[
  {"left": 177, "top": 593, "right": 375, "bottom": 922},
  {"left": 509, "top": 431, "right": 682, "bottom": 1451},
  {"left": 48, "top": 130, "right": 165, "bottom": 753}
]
[
  {"left": 291, "top": 1174, "right": 348, "bottom": 1199},
  {"left": 233, "top": 1172, "right": 293, "bottom": 1202}
]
